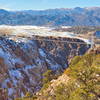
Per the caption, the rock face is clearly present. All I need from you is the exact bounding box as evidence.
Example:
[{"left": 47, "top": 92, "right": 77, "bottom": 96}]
[{"left": 0, "top": 36, "right": 90, "bottom": 99}]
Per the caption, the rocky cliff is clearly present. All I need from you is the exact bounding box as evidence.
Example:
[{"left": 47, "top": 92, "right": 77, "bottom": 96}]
[{"left": 0, "top": 35, "right": 90, "bottom": 99}]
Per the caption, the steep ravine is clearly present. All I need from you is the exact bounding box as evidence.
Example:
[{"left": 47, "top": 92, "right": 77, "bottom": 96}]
[{"left": 0, "top": 36, "right": 90, "bottom": 99}]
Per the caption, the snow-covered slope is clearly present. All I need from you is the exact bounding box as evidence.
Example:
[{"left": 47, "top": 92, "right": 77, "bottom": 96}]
[{"left": 0, "top": 25, "right": 91, "bottom": 44}]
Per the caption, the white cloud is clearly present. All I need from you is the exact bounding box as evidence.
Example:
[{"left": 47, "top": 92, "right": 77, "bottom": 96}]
[
  {"left": 0, "top": 4, "right": 12, "bottom": 10},
  {"left": 0, "top": 7, "right": 11, "bottom": 10}
]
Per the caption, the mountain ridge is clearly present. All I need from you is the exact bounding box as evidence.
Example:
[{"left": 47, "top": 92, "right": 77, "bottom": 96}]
[{"left": 0, "top": 7, "right": 100, "bottom": 26}]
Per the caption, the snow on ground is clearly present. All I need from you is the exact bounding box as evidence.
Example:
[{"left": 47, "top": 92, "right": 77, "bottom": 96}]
[
  {"left": 9, "top": 70, "right": 22, "bottom": 79},
  {"left": 39, "top": 48, "right": 46, "bottom": 57},
  {"left": 61, "top": 26, "right": 71, "bottom": 28},
  {"left": 77, "top": 37, "right": 92, "bottom": 44},
  {"left": 0, "top": 25, "right": 91, "bottom": 44}
]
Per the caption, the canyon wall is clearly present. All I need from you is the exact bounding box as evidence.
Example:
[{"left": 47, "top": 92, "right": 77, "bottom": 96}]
[{"left": 0, "top": 36, "right": 90, "bottom": 99}]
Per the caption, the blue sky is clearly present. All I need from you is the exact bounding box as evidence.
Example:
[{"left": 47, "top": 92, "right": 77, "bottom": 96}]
[{"left": 0, "top": 0, "right": 100, "bottom": 10}]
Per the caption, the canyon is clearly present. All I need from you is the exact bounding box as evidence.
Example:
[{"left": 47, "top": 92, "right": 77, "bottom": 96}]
[{"left": 0, "top": 26, "right": 90, "bottom": 99}]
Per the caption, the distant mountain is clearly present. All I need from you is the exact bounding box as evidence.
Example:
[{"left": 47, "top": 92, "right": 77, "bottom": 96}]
[{"left": 1, "top": 7, "right": 100, "bottom": 26}]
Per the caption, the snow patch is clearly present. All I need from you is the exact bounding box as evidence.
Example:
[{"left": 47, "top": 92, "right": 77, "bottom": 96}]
[
  {"left": 9, "top": 70, "right": 22, "bottom": 78},
  {"left": 8, "top": 88, "right": 14, "bottom": 96},
  {"left": 39, "top": 49, "right": 46, "bottom": 57}
]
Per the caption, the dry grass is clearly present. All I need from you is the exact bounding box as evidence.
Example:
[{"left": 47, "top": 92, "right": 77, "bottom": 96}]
[
  {"left": 0, "top": 28, "right": 13, "bottom": 36},
  {"left": 15, "top": 33, "right": 28, "bottom": 38}
]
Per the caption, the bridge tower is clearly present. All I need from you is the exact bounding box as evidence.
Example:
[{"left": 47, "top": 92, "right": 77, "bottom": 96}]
[{"left": 91, "top": 34, "right": 95, "bottom": 49}]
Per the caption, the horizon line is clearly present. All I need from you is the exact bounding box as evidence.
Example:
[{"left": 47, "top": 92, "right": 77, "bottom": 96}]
[{"left": 0, "top": 6, "right": 100, "bottom": 11}]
